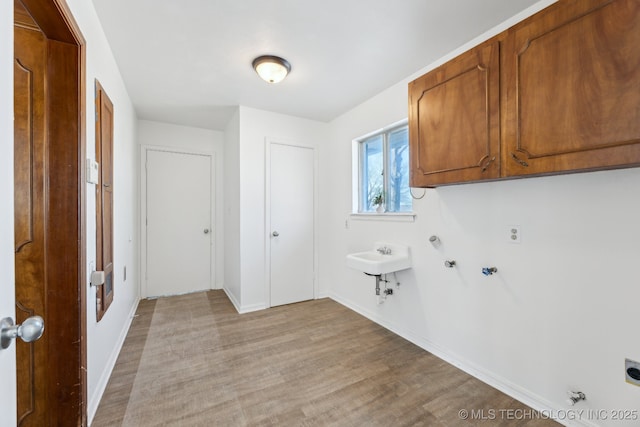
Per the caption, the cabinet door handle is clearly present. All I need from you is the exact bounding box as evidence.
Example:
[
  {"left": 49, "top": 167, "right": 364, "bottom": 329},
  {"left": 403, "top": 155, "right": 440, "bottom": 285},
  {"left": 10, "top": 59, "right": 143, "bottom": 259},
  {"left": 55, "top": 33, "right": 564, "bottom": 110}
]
[
  {"left": 510, "top": 152, "right": 529, "bottom": 167},
  {"left": 481, "top": 156, "right": 496, "bottom": 173}
]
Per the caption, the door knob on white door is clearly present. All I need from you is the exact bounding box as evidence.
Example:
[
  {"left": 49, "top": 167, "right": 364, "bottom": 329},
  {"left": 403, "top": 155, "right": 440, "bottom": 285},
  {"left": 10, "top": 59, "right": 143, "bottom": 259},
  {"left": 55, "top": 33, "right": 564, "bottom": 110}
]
[
  {"left": 1, "top": 315, "right": 45, "bottom": 350},
  {"left": 272, "top": 231, "right": 279, "bottom": 237},
  {"left": 204, "top": 229, "right": 210, "bottom": 234}
]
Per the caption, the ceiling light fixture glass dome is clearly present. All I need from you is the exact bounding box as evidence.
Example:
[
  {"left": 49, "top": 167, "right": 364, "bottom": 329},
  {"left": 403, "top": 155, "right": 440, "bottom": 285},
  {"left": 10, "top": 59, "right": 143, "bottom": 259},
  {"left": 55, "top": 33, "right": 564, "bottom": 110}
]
[{"left": 252, "top": 55, "right": 291, "bottom": 84}]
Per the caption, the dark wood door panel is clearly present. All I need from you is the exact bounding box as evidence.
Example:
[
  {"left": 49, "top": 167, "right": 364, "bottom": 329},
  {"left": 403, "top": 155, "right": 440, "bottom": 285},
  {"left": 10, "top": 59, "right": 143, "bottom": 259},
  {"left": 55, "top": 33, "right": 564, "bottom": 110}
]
[
  {"left": 409, "top": 40, "right": 500, "bottom": 187},
  {"left": 96, "top": 81, "right": 114, "bottom": 320},
  {"left": 503, "top": 0, "right": 640, "bottom": 176},
  {"left": 14, "top": 21, "right": 47, "bottom": 426},
  {"left": 14, "top": 0, "right": 86, "bottom": 424}
]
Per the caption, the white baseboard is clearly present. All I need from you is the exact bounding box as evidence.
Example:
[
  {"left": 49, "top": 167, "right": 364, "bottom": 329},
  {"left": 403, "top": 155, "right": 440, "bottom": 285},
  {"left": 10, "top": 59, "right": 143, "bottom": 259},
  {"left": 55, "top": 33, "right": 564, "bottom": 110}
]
[
  {"left": 239, "top": 303, "right": 267, "bottom": 313},
  {"left": 328, "top": 292, "right": 595, "bottom": 427},
  {"left": 223, "top": 287, "right": 267, "bottom": 314},
  {"left": 316, "top": 291, "right": 331, "bottom": 299},
  {"left": 223, "top": 286, "right": 241, "bottom": 313},
  {"left": 87, "top": 298, "right": 140, "bottom": 425}
]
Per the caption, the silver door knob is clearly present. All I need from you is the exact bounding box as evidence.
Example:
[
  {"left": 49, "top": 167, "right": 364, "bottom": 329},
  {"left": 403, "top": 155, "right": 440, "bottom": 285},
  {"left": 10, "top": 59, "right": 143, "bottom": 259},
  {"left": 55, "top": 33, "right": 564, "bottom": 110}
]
[
  {"left": 272, "top": 231, "right": 279, "bottom": 237},
  {"left": 204, "top": 229, "right": 210, "bottom": 234},
  {"left": 1, "top": 316, "right": 45, "bottom": 350}
]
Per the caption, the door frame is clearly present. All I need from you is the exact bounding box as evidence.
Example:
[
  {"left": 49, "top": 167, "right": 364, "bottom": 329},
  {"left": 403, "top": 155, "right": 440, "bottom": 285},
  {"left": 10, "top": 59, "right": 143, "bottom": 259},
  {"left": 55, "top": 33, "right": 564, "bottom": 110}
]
[
  {"left": 264, "top": 138, "right": 318, "bottom": 308},
  {"left": 140, "top": 145, "right": 216, "bottom": 297},
  {"left": 13, "top": 0, "right": 87, "bottom": 423}
]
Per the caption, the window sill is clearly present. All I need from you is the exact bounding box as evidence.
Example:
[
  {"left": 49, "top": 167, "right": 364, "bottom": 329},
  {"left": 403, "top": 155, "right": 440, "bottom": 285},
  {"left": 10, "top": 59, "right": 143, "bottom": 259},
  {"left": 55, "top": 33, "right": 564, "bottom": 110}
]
[{"left": 350, "top": 212, "right": 416, "bottom": 222}]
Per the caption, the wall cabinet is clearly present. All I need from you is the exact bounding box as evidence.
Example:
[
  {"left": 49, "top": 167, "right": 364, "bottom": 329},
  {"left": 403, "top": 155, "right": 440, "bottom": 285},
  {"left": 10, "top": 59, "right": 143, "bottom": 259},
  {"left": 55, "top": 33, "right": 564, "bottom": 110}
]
[
  {"left": 409, "top": 0, "right": 640, "bottom": 187},
  {"left": 409, "top": 41, "right": 500, "bottom": 187}
]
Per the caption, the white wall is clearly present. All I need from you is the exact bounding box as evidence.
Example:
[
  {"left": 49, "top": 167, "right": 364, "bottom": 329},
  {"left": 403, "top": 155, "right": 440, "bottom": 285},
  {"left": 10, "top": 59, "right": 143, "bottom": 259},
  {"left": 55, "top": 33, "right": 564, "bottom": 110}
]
[
  {"left": 321, "top": 1, "right": 640, "bottom": 426},
  {"left": 65, "top": 0, "right": 140, "bottom": 423},
  {"left": 232, "top": 106, "right": 328, "bottom": 312},
  {"left": 0, "top": 1, "right": 17, "bottom": 423},
  {"left": 223, "top": 109, "right": 242, "bottom": 307},
  {"left": 138, "top": 120, "right": 225, "bottom": 290}
]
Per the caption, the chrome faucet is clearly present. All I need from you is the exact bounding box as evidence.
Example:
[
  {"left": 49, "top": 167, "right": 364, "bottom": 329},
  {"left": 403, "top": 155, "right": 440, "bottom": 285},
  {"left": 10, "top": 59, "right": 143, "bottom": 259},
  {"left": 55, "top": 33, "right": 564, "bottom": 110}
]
[{"left": 377, "top": 246, "right": 392, "bottom": 255}]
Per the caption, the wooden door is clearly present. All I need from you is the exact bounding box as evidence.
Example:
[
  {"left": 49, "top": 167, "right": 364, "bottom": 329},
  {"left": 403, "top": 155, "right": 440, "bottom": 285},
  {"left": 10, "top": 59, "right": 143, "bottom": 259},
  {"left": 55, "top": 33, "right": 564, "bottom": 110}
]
[
  {"left": 409, "top": 40, "right": 500, "bottom": 187},
  {"left": 502, "top": 0, "right": 640, "bottom": 177},
  {"left": 95, "top": 81, "right": 114, "bottom": 320},
  {"left": 14, "top": 5, "right": 47, "bottom": 424},
  {"left": 269, "top": 142, "right": 315, "bottom": 307},
  {"left": 145, "top": 149, "right": 212, "bottom": 297},
  {"left": 13, "top": 0, "right": 86, "bottom": 424}
]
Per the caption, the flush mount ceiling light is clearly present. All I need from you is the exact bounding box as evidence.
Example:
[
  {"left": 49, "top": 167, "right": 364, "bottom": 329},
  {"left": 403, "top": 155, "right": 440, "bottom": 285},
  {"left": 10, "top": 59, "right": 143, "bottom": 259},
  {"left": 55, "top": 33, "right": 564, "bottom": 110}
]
[{"left": 252, "top": 55, "right": 291, "bottom": 84}]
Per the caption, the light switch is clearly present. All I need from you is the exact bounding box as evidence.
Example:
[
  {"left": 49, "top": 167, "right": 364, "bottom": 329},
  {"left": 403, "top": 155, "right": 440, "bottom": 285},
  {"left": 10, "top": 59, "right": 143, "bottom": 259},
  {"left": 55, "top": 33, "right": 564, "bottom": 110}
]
[{"left": 86, "top": 158, "right": 99, "bottom": 184}]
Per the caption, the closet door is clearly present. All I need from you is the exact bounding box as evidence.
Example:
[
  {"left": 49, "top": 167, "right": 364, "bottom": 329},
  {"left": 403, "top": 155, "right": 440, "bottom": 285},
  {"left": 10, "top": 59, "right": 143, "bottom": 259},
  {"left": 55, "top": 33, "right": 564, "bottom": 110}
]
[
  {"left": 145, "top": 149, "right": 213, "bottom": 297},
  {"left": 268, "top": 141, "right": 315, "bottom": 307}
]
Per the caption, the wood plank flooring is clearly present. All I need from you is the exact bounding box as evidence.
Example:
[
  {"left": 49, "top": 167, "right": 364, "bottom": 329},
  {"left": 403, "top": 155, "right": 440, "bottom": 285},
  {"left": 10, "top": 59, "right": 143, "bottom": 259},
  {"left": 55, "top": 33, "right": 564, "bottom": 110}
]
[{"left": 91, "top": 291, "right": 558, "bottom": 426}]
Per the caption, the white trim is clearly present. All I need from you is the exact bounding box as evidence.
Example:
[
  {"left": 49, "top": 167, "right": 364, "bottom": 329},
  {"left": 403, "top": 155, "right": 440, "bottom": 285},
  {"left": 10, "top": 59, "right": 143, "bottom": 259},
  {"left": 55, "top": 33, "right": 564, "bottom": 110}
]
[
  {"left": 354, "top": 118, "right": 408, "bottom": 143},
  {"left": 223, "top": 286, "right": 241, "bottom": 313},
  {"left": 223, "top": 287, "right": 268, "bottom": 314},
  {"left": 239, "top": 302, "right": 269, "bottom": 314},
  {"left": 316, "top": 291, "right": 331, "bottom": 300},
  {"left": 350, "top": 212, "right": 416, "bottom": 222},
  {"left": 140, "top": 145, "right": 216, "bottom": 298},
  {"left": 265, "top": 137, "right": 319, "bottom": 308},
  {"left": 87, "top": 298, "right": 140, "bottom": 425},
  {"left": 328, "top": 292, "right": 597, "bottom": 427}
]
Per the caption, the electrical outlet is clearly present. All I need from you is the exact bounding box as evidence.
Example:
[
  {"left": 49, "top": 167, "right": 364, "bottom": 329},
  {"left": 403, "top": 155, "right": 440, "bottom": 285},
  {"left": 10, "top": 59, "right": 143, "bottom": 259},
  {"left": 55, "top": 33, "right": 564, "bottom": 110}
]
[
  {"left": 508, "top": 225, "right": 521, "bottom": 244},
  {"left": 626, "top": 358, "right": 640, "bottom": 386}
]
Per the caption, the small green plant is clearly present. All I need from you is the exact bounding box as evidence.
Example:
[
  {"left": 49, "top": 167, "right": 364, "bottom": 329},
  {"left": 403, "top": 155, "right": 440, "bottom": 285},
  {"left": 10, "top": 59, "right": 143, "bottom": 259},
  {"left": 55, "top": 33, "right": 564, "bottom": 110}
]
[{"left": 372, "top": 190, "right": 384, "bottom": 206}]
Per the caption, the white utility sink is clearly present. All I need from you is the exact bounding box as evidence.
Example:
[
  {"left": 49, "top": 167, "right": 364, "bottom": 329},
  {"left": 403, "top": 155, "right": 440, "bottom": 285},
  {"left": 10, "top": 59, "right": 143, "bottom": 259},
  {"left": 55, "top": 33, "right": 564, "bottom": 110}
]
[{"left": 346, "top": 242, "right": 411, "bottom": 275}]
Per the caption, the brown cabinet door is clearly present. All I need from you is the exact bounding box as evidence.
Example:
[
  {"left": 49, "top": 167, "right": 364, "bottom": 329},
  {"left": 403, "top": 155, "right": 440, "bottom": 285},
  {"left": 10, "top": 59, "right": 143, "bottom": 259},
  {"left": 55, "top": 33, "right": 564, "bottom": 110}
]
[
  {"left": 95, "top": 81, "right": 114, "bottom": 321},
  {"left": 502, "top": 0, "right": 640, "bottom": 177},
  {"left": 409, "top": 40, "right": 500, "bottom": 187}
]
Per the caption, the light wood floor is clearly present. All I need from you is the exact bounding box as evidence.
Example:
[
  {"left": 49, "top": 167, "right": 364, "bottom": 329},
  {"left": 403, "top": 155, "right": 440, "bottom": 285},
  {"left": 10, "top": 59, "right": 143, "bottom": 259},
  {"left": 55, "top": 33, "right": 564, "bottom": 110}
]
[{"left": 92, "top": 291, "right": 558, "bottom": 426}]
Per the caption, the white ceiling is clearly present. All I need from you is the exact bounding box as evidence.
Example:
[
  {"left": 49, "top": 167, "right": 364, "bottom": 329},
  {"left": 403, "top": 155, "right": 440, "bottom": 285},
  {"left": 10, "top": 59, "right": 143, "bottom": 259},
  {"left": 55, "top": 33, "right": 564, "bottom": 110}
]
[{"left": 92, "top": 0, "right": 541, "bottom": 131}]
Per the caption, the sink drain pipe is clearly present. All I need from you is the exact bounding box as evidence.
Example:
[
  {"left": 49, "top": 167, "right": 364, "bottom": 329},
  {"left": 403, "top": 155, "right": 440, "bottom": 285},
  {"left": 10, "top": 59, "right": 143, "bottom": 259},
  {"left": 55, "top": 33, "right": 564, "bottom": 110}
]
[{"left": 364, "top": 273, "right": 385, "bottom": 295}]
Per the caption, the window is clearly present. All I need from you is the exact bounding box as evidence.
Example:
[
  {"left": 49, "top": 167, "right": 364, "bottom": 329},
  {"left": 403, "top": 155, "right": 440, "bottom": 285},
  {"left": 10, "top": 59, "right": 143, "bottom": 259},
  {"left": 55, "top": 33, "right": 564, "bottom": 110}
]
[{"left": 357, "top": 122, "right": 411, "bottom": 213}]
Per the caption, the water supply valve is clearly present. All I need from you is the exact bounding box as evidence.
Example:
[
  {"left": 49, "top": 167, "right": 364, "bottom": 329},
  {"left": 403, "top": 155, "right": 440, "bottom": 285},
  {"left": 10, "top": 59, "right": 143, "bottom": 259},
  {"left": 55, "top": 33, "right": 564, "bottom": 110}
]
[
  {"left": 482, "top": 267, "right": 498, "bottom": 276},
  {"left": 566, "top": 391, "right": 586, "bottom": 406}
]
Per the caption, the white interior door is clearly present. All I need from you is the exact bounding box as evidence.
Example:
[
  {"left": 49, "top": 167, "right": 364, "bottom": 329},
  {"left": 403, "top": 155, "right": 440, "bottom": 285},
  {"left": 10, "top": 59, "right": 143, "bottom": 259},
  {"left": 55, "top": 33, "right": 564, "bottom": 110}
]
[
  {"left": 0, "top": 127, "right": 16, "bottom": 426},
  {"left": 0, "top": 168, "right": 16, "bottom": 425},
  {"left": 145, "top": 149, "right": 212, "bottom": 297},
  {"left": 269, "top": 142, "right": 315, "bottom": 307},
  {"left": 0, "top": 0, "right": 16, "bottom": 412}
]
